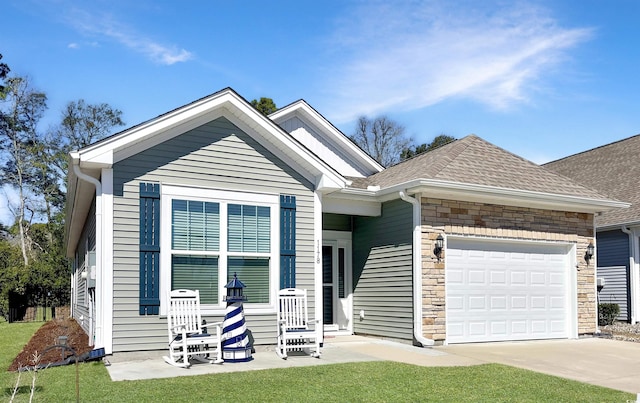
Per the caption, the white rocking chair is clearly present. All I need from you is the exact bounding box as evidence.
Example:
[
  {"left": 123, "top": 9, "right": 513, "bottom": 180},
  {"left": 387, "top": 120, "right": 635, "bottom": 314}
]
[
  {"left": 276, "top": 288, "right": 321, "bottom": 359},
  {"left": 163, "top": 289, "right": 223, "bottom": 368}
]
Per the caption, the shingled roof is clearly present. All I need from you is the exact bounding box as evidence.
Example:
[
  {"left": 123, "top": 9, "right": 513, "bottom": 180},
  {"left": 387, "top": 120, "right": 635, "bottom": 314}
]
[
  {"left": 349, "top": 134, "right": 610, "bottom": 201},
  {"left": 544, "top": 134, "right": 640, "bottom": 227}
]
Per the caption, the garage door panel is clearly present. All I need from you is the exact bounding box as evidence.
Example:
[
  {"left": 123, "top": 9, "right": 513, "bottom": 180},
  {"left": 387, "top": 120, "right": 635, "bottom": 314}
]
[
  {"left": 490, "top": 270, "right": 506, "bottom": 284},
  {"left": 468, "top": 296, "right": 486, "bottom": 310},
  {"left": 550, "top": 296, "right": 564, "bottom": 309},
  {"left": 448, "top": 322, "right": 464, "bottom": 337},
  {"left": 491, "top": 321, "right": 507, "bottom": 335},
  {"left": 448, "top": 295, "right": 464, "bottom": 310},
  {"left": 468, "top": 321, "right": 486, "bottom": 335},
  {"left": 448, "top": 269, "right": 463, "bottom": 284},
  {"left": 490, "top": 296, "right": 506, "bottom": 309},
  {"left": 510, "top": 252, "right": 526, "bottom": 260},
  {"left": 533, "top": 320, "right": 548, "bottom": 332},
  {"left": 549, "top": 272, "right": 563, "bottom": 285},
  {"left": 468, "top": 270, "right": 485, "bottom": 284},
  {"left": 446, "top": 239, "right": 570, "bottom": 343},
  {"left": 530, "top": 296, "right": 547, "bottom": 309},
  {"left": 511, "top": 271, "right": 526, "bottom": 284},
  {"left": 550, "top": 320, "right": 565, "bottom": 333},
  {"left": 530, "top": 271, "right": 546, "bottom": 284},
  {"left": 511, "top": 296, "right": 527, "bottom": 309}
]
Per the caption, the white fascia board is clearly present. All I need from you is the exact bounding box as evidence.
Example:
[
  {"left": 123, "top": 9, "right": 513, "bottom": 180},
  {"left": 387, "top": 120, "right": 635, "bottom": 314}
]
[
  {"left": 223, "top": 107, "right": 347, "bottom": 192},
  {"left": 596, "top": 221, "right": 640, "bottom": 231},
  {"left": 75, "top": 90, "right": 347, "bottom": 191},
  {"left": 330, "top": 179, "right": 630, "bottom": 213},
  {"left": 315, "top": 174, "right": 344, "bottom": 193},
  {"left": 220, "top": 99, "right": 347, "bottom": 190},
  {"left": 78, "top": 93, "right": 234, "bottom": 166},
  {"left": 270, "top": 101, "right": 384, "bottom": 174},
  {"left": 81, "top": 149, "right": 113, "bottom": 169},
  {"left": 323, "top": 197, "right": 381, "bottom": 216},
  {"left": 397, "top": 179, "right": 630, "bottom": 213}
]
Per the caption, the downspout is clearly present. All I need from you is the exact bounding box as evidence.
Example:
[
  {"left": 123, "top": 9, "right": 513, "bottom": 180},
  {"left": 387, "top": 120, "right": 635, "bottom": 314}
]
[
  {"left": 72, "top": 163, "right": 103, "bottom": 346},
  {"left": 621, "top": 225, "right": 638, "bottom": 324},
  {"left": 399, "top": 191, "right": 435, "bottom": 347},
  {"left": 72, "top": 164, "right": 102, "bottom": 202}
]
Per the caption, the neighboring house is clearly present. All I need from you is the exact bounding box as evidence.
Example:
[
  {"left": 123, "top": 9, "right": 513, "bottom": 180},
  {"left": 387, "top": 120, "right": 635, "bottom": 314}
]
[
  {"left": 65, "top": 88, "right": 627, "bottom": 355},
  {"left": 545, "top": 134, "right": 640, "bottom": 324}
]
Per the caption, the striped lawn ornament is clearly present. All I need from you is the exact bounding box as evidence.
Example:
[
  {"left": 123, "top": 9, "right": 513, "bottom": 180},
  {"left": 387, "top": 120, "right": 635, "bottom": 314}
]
[{"left": 222, "top": 273, "right": 252, "bottom": 362}]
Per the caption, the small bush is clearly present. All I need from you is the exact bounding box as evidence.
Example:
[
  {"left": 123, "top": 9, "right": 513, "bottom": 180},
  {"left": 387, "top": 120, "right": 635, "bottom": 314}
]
[{"left": 598, "top": 303, "right": 620, "bottom": 326}]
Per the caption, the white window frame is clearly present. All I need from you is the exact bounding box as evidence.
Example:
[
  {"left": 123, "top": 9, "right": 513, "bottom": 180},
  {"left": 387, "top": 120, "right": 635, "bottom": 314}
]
[{"left": 160, "top": 185, "right": 280, "bottom": 315}]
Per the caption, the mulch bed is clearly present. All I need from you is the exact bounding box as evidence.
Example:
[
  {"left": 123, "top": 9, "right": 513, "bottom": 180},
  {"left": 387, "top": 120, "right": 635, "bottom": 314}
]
[{"left": 8, "top": 318, "right": 94, "bottom": 371}]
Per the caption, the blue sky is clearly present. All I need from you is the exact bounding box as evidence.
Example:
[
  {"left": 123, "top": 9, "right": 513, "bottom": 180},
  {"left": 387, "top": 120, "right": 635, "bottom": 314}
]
[{"left": 2, "top": 1, "right": 639, "bottom": 164}]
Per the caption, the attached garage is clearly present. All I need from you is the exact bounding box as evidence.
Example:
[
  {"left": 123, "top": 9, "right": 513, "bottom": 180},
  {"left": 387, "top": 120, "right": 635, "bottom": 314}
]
[{"left": 446, "top": 238, "right": 575, "bottom": 344}]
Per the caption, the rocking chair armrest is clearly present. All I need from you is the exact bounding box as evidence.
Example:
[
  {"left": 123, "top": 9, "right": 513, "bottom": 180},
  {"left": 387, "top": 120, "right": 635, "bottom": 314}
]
[
  {"left": 170, "top": 324, "right": 188, "bottom": 333},
  {"left": 309, "top": 319, "right": 320, "bottom": 330},
  {"left": 278, "top": 319, "right": 289, "bottom": 334}
]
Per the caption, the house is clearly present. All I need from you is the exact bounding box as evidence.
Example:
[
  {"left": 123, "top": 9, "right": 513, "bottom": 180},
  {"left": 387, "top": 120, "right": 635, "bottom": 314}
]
[
  {"left": 545, "top": 135, "right": 640, "bottom": 324},
  {"left": 65, "top": 88, "right": 628, "bottom": 355}
]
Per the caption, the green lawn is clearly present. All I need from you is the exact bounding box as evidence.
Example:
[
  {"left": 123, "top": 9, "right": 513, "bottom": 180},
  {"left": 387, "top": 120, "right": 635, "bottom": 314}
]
[{"left": 2, "top": 320, "right": 634, "bottom": 402}]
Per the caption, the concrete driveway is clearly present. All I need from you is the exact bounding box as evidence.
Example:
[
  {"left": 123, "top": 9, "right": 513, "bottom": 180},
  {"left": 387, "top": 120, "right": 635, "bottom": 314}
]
[
  {"left": 107, "top": 336, "right": 640, "bottom": 395},
  {"left": 436, "top": 338, "right": 640, "bottom": 394}
]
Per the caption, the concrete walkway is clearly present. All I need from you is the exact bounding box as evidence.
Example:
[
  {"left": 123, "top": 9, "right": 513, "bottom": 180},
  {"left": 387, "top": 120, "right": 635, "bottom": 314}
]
[{"left": 106, "top": 336, "right": 640, "bottom": 395}]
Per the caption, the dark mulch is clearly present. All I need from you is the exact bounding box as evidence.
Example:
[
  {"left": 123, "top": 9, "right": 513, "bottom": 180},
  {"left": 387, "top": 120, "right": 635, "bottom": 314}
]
[{"left": 9, "top": 318, "right": 94, "bottom": 371}]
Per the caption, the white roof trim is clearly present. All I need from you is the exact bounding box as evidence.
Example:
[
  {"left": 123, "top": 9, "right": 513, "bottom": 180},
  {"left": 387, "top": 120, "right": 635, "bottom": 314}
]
[
  {"left": 73, "top": 89, "right": 346, "bottom": 190},
  {"left": 67, "top": 89, "right": 350, "bottom": 253},
  {"left": 328, "top": 178, "right": 630, "bottom": 214},
  {"left": 270, "top": 100, "right": 384, "bottom": 174}
]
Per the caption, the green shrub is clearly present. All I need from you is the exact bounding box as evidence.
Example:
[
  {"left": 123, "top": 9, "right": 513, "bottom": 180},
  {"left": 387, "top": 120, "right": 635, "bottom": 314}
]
[{"left": 598, "top": 303, "right": 620, "bottom": 326}]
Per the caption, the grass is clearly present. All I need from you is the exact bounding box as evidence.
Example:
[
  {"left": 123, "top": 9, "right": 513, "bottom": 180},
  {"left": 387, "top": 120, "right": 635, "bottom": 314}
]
[{"left": 2, "top": 320, "right": 635, "bottom": 402}]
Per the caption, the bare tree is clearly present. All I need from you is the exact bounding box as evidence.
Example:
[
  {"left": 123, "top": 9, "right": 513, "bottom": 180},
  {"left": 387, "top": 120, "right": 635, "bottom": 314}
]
[
  {"left": 46, "top": 99, "right": 124, "bottom": 202},
  {"left": 57, "top": 99, "right": 124, "bottom": 151},
  {"left": 350, "top": 116, "right": 412, "bottom": 167}
]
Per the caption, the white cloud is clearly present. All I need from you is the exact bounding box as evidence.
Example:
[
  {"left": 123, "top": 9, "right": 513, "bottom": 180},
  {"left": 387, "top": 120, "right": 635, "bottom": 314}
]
[
  {"left": 66, "top": 8, "right": 192, "bottom": 65},
  {"left": 67, "top": 42, "right": 79, "bottom": 49},
  {"left": 322, "top": 1, "right": 593, "bottom": 122}
]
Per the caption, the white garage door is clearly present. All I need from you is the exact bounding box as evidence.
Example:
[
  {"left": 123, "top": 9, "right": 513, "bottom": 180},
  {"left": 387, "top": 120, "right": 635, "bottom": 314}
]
[{"left": 446, "top": 238, "right": 571, "bottom": 344}]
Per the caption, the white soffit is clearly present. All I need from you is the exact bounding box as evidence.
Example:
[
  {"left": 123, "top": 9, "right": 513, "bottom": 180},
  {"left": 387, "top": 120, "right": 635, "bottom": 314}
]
[{"left": 270, "top": 101, "right": 383, "bottom": 176}]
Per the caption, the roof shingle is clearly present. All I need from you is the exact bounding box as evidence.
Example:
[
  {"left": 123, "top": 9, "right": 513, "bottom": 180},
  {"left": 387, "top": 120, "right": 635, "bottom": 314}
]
[
  {"left": 544, "top": 134, "right": 640, "bottom": 227},
  {"left": 350, "top": 134, "right": 609, "bottom": 201}
]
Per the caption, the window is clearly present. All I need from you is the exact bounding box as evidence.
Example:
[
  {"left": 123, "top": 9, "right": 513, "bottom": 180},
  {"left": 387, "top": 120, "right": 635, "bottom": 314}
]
[
  {"left": 227, "top": 204, "right": 271, "bottom": 303},
  {"left": 170, "top": 200, "right": 220, "bottom": 304},
  {"left": 161, "top": 186, "right": 278, "bottom": 313}
]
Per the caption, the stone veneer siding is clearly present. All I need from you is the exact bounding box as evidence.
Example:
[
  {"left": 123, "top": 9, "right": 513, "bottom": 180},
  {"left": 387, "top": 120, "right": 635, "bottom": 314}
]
[{"left": 420, "top": 198, "right": 595, "bottom": 343}]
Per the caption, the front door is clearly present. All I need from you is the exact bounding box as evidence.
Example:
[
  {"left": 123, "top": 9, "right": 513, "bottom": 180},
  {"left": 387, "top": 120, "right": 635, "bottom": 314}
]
[{"left": 322, "top": 232, "right": 352, "bottom": 333}]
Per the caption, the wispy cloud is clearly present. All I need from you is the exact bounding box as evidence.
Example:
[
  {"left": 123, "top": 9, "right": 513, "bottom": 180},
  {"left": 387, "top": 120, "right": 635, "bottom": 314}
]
[
  {"left": 322, "top": 1, "right": 593, "bottom": 122},
  {"left": 65, "top": 8, "right": 192, "bottom": 65}
]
